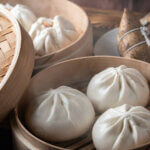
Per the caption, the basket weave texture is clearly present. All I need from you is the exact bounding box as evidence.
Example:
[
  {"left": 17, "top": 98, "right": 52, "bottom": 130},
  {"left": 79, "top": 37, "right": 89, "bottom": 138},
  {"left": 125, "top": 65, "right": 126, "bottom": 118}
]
[{"left": 0, "top": 16, "right": 16, "bottom": 82}]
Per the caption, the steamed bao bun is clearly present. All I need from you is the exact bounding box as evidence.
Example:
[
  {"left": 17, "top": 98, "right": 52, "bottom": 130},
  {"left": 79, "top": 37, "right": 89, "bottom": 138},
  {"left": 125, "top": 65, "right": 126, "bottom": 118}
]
[
  {"left": 0, "top": 3, "right": 37, "bottom": 32},
  {"left": 92, "top": 104, "right": 150, "bottom": 150},
  {"left": 29, "top": 16, "right": 78, "bottom": 56},
  {"left": 25, "top": 86, "right": 95, "bottom": 142},
  {"left": 87, "top": 65, "right": 149, "bottom": 113}
]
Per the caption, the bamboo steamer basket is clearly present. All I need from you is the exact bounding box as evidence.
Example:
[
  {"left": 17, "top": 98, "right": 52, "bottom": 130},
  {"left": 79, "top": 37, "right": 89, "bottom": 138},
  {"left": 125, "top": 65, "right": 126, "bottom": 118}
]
[
  {"left": 1, "top": 0, "right": 93, "bottom": 72},
  {"left": 11, "top": 56, "right": 150, "bottom": 150},
  {"left": 0, "top": 8, "right": 34, "bottom": 122}
]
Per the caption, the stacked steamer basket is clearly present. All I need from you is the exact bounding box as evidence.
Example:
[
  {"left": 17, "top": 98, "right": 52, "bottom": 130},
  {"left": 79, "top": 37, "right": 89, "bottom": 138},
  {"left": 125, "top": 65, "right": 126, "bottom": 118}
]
[
  {"left": 1, "top": 0, "right": 93, "bottom": 72},
  {"left": 0, "top": 8, "right": 34, "bottom": 122},
  {"left": 11, "top": 56, "right": 150, "bottom": 150}
]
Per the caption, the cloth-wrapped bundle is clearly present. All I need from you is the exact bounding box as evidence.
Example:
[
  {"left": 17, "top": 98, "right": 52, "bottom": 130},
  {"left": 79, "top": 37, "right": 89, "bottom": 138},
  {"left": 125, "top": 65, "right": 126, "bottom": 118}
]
[{"left": 118, "top": 9, "right": 150, "bottom": 63}]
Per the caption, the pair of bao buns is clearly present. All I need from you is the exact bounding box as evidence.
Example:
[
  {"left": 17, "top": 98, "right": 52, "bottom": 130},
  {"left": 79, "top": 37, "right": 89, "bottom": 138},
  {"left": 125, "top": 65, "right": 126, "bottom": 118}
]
[
  {"left": 118, "top": 9, "right": 150, "bottom": 63},
  {"left": 0, "top": 3, "right": 78, "bottom": 57},
  {"left": 25, "top": 65, "right": 150, "bottom": 150}
]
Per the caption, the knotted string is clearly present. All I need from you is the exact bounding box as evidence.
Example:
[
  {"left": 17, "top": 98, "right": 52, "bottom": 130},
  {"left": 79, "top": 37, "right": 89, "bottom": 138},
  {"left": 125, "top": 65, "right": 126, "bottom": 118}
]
[{"left": 140, "top": 26, "right": 150, "bottom": 46}]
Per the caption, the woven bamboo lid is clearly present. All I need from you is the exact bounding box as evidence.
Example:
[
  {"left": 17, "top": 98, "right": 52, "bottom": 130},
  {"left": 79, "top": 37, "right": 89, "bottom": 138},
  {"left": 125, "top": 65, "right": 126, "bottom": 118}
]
[{"left": 0, "top": 15, "right": 16, "bottom": 82}]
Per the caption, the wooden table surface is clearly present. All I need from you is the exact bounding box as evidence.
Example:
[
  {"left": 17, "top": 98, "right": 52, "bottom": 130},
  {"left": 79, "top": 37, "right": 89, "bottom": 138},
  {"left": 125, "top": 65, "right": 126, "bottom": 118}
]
[{"left": 83, "top": 7, "right": 145, "bottom": 43}]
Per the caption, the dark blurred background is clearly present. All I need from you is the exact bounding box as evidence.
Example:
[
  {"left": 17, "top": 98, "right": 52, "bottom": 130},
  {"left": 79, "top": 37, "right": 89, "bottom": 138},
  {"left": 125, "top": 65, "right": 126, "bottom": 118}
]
[{"left": 70, "top": 0, "right": 150, "bottom": 12}]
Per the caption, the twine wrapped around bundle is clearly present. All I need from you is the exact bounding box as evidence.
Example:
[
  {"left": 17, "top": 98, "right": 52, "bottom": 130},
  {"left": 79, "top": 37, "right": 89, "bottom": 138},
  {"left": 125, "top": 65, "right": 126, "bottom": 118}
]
[
  {"left": 0, "top": 16, "right": 16, "bottom": 82},
  {"left": 119, "top": 27, "right": 150, "bottom": 54},
  {"left": 118, "top": 9, "right": 150, "bottom": 63}
]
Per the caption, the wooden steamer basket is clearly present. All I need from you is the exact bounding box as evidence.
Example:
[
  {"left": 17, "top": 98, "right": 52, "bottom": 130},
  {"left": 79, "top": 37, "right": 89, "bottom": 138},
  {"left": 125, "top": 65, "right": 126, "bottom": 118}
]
[
  {"left": 1, "top": 0, "right": 93, "bottom": 72},
  {"left": 0, "top": 8, "right": 34, "bottom": 122},
  {"left": 11, "top": 56, "right": 150, "bottom": 150}
]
